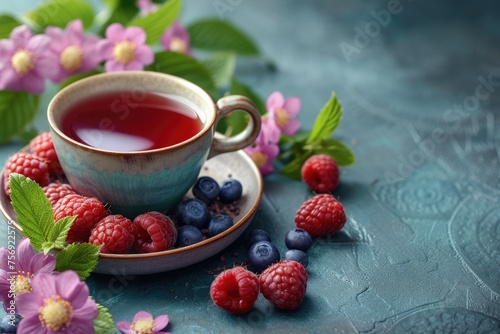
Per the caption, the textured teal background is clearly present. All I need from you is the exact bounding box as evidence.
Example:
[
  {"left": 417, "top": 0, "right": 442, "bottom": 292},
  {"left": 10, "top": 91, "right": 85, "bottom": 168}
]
[{"left": 1, "top": 1, "right": 500, "bottom": 333}]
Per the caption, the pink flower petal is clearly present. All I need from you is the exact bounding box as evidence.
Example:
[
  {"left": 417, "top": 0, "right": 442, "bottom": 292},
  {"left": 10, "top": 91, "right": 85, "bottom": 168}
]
[
  {"left": 260, "top": 163, "right": 274, "bottom": 175},
  {"left": 0, "top": 248, "right": 7, "bottom": 269},
  {"left": 124, "top": 59, "right": 145, "bottom": 71},
  {"left": 105, "top": 59, "right": 125, "bottom": 72},
  {"left": 96, "top": 40, "right": 114, "bottom": 59},
  {"left": 153, "top": 314, "right": 169, "bottom": 330},
  {"left": 283, "top": 97, "right": 301, "bottom": 116},
  {"left": 106, "top": 23, "right": 126, "bottom": 42},
  {"left": 71, "top": 297, "right": 98, "bottom": 323},
  {"left": 133, "top": 310, "right": 154, "bottom": 322},
  {"left": 283, "top": 118, "right": 301, "bottom": 136},
  {"left": 266, "top": 91, "right": 285, "bottom": 112},
  {"left": 135, "top": 44, "right": 154, "bottom": 64},
  {"left": 21, "top": 73, "right": 45, "bottom": 95},
  {"left": 10, "top": 25, "right": 32, "bottom": 48},
  {"left": 58, "top": 271, "right": 89, "bottom": 308},
  {"left": 44, "top": 26, "right": 66, "bottom": 52},
  {"left": 124, "top": 26, "right": 147, "bottom": 45},
  {"left": 30, "top": 272, "right": 59, "bottom": 295},
  {"left": 26, "top": 34, "right": 51, "bottom": 54},
  {"left": 14, "top": 314, "right": 43, "bottom": 334},
  {"left": 16, "top": 291, "right": 43, "bottom": 315},
  {"left": 0, "top": 40, "right": 14, "bottom": 59},
  {"left": 66, "top": 19, "right": 84, "bottom": 45},
  {"left": 0, "top": 67, "right": 21, "bottom": 91},
  {"left": 116, "top": 320, "right": 134, "bottom": 334},
  {"left": 15, "top": 238, "right": 35, "bottom": 272},
  {"left": 34, "top": 55, "right": 60, "bottom": 81},
  {"left": 28, "top": 252, "right": 55, "bottom": 275}
]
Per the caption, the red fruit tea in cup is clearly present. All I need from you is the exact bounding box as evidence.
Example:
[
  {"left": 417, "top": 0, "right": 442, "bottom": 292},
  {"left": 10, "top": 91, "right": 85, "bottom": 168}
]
[{"left": 62, "top": 91, "right": 203, "bottom": 151}]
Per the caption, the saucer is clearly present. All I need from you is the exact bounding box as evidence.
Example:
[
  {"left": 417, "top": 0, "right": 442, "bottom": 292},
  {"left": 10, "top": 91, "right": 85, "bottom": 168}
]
[{"left": 0, "top": 150, "right": 263, "bottom": 275}]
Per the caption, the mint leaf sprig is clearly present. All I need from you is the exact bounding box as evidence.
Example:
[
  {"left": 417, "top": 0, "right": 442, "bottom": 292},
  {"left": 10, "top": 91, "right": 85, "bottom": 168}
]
[
  {"left": 9, "top": 173, "right": 100, "bottom": 280},
  {"left": 279, "top": 93, "right": 356, "bottom": 179}
]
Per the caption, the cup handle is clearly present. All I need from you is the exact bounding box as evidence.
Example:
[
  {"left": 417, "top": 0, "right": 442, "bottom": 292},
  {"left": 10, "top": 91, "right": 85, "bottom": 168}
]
[{"left": 208, "top": 95, "right": 262, "bottom": 158}]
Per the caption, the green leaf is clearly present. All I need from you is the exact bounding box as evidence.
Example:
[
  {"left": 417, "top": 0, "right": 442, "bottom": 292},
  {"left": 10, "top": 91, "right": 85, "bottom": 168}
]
[
  {"left": 0, "top": 15, "right": 21, "bottom": 39},
  {"left": 187, "top": 19, "right": 259, "bottom": 55},
  {"left": 59, "top": 70, "right": 103, "bottom": 90},
  {"left": 203, "top": 52, "right": 236, "bottom": 89},
  {"left": 94, "top": 303, "right": 116, "bottom": 334},
  {"left": 314, "top": 138, "right": 356, "bottom": 166},
  {"left": 0, "top": 91, "right": 40, "bottom": 144},
  {"left": 146, "top": 51, "right": 218, "bottom": 100},
  {"left": 280, "top": 153, "right": 312, "bottom": 180},
  {"left": 9, "top": 174, "right": 55, "bottom": 252},
  {"left": 228, "top": 78, "right": 266, "bottom": 115},
  {"left": 46, "top": 215, "right": 76, "bottom": 250},
  {"left": 216, "top": 109, "right": 249, "bottom": 137},
  {"left": 25, "top": 0, "right": 95, "bottom": 30},
  {"left": 128, "top": 0, "right": 181, "bottom": 45},
  {"left": 98, "top": 0, "right": 139, "bottom": 34},
  {"left": 306, "top": 93, "right": 342, "bottom": 144},
  {"left": 55, "top": 243, "right": 100, "bottom": 280}
]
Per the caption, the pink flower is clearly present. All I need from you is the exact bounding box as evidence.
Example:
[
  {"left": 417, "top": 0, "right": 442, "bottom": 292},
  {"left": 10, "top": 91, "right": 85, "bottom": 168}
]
[
  {"left": 136, "top": 0, "right": 159, "bottom": 14},
  {"left": 45, "top": 20, "right": 101, "bottom": 83},
  {"left": 266, "top": 91, "right": 301, "bottom": 136},
  {"left": 0, "top": 238, "right": 55, "bottom": 312},
  {"left": 117, "top": 310, "right": 170, "bottom": 334},
  {"left": 0, "top": 25, "right": 58, "bottom": 94},
  {"left": 97, "top": 23, "right": 154, "bottom": 72},
  {"left": 16, "top": 270, "right": 98, "bottom": 334},
  {"left": 244, "top": 118, "right": 281, "bottom": 175},
  {"left": 160, "top": 21, "right": 193, "bottom": 56}
]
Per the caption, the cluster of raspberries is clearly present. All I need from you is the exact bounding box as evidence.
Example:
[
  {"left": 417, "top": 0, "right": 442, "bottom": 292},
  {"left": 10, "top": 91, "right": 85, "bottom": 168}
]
[
  {"left": 2, "top": 132, "right": 178, "bottom": 254},
  {"left": 210, "top": 154, "right": 347, "bottom": 313}
]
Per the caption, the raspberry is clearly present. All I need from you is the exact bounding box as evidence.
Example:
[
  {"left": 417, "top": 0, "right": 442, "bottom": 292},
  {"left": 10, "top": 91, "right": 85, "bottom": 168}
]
[
  {"left": 133, "top": 211, "right": 177, "bottom": 253},
  {"left": 301, "top": 154, "right": 339, "bottom": 193},
  {"left": 89, "top": 215, "right": 136, "bottom": 254},
  {"left": 259, "top": 260, "right": 308, "bottom": 311},
  {"left": 3, "top": 152, "right": 50, "bottom": 196},
  {"left": 53, "top": 194, "right": 108, "bottom": 243},
  {"left": 29, "top": 132, "right": 63, "bottom": 175},
  {"left": 210, "top": 266, "right": 260, "bottom": 314},
  {"left": 42, "top": 181, "right": 76, "bottom": 206},
  {"left": 294, "top": 194, "right": 346, "bottom": 237}
]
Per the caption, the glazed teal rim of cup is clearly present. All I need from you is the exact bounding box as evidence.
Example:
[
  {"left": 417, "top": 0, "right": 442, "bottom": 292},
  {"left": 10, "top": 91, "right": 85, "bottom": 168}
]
[{"left": 47, "top": 71, "right": 217, "bottom": 156}]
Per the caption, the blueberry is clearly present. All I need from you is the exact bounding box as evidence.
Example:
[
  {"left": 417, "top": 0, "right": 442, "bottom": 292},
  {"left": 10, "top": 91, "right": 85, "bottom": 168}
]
[
  {"left": 208, "top": 213, "right": 234, "bottom": 236},
  {"left": 284, "top": 249, "right": 309, "bottom": 268},
  {"left": 245, "top": 229, "right": 271, "bottom": 248},
  {"left": 0, "top": 314, "right": 21, "bottom": 334},
  {"left": 176, "top": 225, "right": 204, "bottom": 247},
  {"left": 247, "top": 240, "right": 280, "bottom": 272},
  {"left": 192, "top": 176, "right": 220, "bottom": 204},
  {"left": 219, "top": 179, "right": 243, "bottom": 203},
  {"left": 174, "top": 198, "right": 211, "bottom": 229},
  {"left": 285, "top": 228, "right": 313, "bottom": 252}
]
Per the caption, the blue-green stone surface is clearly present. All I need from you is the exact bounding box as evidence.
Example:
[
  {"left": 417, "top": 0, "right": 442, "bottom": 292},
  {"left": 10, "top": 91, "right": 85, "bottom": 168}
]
[{"left": 1, "top": 0, "right": 499, "bottom": 333}]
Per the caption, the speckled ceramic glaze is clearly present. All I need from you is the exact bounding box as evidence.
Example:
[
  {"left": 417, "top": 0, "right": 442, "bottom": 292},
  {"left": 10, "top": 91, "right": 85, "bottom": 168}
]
[{"left": 47, "top": 71, "right": 261, "bottom": 217}]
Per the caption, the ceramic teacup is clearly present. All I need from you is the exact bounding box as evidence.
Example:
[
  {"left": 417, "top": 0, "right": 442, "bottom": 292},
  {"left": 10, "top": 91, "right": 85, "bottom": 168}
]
[{"left": 48, "top": 71, "right": 261, "bottom": 217}]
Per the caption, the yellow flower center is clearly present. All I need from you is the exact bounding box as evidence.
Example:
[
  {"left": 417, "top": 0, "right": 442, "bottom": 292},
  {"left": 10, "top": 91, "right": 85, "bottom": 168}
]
[
  {"left": 251, "top": 151, "right": 268, "bottom": 168},
  {"left": 275, "top": 108, "right": 289, "bottom": 128},
  {"left": 39, "top": 295, "right": 73, "bottom": 332},
  {"left": 169, "top": 37, "right": 188, "bottom": 53},
  {"left": 15, "top": 271, "right": 33, "bottom": 295},
  {"left": 60, "top": 45, "right": 83, "bottom": 72},
  {"left": 131, "top": 318, "right": 155, "bottom": 334},
  {"left": 11, "top": 50, "right": 34, "bottom": 75},
  {"left": 113, "top": 41, "right": 136, "bottom": 64}
]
